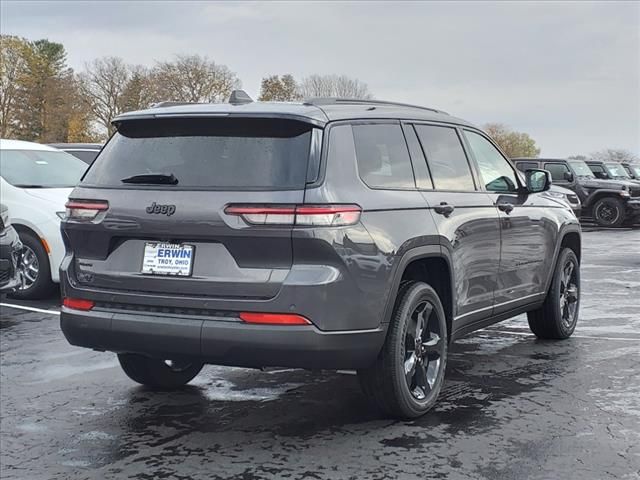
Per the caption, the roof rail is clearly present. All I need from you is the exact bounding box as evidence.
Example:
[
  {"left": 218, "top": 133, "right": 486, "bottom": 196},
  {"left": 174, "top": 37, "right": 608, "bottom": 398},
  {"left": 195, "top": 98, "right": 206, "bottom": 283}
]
[
  {"left": 303, "top": 97, "right": 448, "bottom": 115},
  {"left": 150, "top": 101, "right": 200, "bottom": 108}
]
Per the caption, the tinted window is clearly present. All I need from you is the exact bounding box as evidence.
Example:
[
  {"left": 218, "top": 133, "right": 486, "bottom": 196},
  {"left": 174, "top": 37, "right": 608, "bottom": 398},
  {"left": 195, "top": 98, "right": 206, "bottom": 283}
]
[
  {"left": 0, "top": 150, "right": 87, "bottom": 188},
  {"left": 465, "top": 131, "right": 518, "bottom": 192},
  {"left": 82, "top": 118, "right": 312, "bottom": 189},
  {"left": 414, "top": 125, "right": 475, "bottom": 191},
  {"left": 67, "top": 150, "right": 99, "bottom": 165},
  {"left": 352, "top": 124, "right": 415, "bottom": 189},
  {"left": 544, "top": 162, "right": 570, "bottom": 182},
  {"left": 515, "top": 161, "right": 538, "bottom": 172},
  {"left": 589, "top": 164, "right": 605, "bottom": 173}
]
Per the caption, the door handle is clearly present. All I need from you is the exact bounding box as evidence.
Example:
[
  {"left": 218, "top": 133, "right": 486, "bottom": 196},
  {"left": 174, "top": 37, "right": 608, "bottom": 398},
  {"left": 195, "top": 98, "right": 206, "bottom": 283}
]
[
  {"left": 497, "top": 202, "right": 514, "bottom": 214},
  {"left": 434, "top": 202, "right": 455, "bottom": 217}
]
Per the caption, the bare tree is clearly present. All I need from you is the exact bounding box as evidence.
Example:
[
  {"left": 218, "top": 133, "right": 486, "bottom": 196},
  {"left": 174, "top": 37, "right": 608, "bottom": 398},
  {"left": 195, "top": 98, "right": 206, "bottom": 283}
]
[
  {"left": 589, "top": 148, "right": 639, "bottom": 163},
  {"left": 150, "top": 55, "right": 240, "bottom": 103},
  {"left": 298, "top": 74, "right": 372, "bottom": 99},
  {"left": 79, "top": 57, "right": 131, "bottom": 135}
]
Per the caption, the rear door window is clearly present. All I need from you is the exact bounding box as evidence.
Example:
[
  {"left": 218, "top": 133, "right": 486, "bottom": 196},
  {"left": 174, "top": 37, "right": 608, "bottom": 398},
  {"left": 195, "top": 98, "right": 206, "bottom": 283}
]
[
  {"left": 82, "top": 118, "right": 313, "bottom": 190},
  {"left": 352, "top": 123, "right": 415, "bottom": 189},
  {"left": 414, "top": 125, "right": 476, "bottom": 191},
  {"left": 543, "top": 162, "right": 570, "bottom": 182}
]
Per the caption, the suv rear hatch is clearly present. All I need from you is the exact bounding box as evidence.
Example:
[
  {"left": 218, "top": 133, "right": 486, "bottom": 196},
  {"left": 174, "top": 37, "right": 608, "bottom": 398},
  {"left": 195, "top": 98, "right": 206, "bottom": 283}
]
[{"left": 64, "top": 117, "right": 320, "bottom": 300}]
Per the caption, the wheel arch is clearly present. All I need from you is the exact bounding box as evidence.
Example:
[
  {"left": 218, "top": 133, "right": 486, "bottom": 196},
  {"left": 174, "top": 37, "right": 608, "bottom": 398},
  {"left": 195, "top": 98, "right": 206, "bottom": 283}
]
[
  {"left": 383, "top": 246, "right": 455, "bottom": 343},
  {"left": 543, "top": 225, "right": 582, "bottom": 294}
]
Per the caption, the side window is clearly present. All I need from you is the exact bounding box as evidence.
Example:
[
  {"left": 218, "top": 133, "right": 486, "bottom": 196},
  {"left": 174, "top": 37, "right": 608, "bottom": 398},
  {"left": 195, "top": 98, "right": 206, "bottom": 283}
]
[
  {"left": 352, "top": 124, "right": 415, "bottom": 189},
  {"left": 515, "top": 161, "right": 538, "bottom": 172},
  {"left": 414, "top": 125, "right": 475, "bottom": 191},
  {"left": 465, "top": 131, "right": 519, "bottom": 192},
  {"left": 544, "top": 162, "right": 570, "bottom": 182}
]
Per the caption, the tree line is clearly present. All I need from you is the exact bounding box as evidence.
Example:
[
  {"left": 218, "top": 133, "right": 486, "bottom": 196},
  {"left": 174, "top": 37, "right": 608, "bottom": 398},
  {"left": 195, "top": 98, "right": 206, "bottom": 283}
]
[
  {"left": 0, "top": 35, "right": 373, "bottom": 142},
  {"left": 1, "top": 35, "right": 636, "bottom": 163}
]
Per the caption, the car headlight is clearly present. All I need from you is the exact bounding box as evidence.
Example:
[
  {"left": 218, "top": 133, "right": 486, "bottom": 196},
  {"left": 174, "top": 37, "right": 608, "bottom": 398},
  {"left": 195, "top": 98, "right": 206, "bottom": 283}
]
[
  {"left": 56, "top": 211, "right": 66, "bottom": 220},
  {"left": 546, "top": 191, "right": 566, "bottom": 200},
  {"left": 620, "top": 190, "right": 630, "bottom": 197}
]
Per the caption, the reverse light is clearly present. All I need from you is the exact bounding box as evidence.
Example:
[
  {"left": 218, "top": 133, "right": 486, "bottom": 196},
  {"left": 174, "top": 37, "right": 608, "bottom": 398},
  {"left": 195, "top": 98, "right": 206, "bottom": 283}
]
[
  {"left": 63, "top": 297, "right": 95, "bottom": 311},
  {"left": 239, "top": 312, "right": 311, "bottom": 325},
  {"left": 65, "top": 200, "right": 109, "bottom": 221},
  {"left": 225, "top": 204, "right": 361, "bottom": 226}
]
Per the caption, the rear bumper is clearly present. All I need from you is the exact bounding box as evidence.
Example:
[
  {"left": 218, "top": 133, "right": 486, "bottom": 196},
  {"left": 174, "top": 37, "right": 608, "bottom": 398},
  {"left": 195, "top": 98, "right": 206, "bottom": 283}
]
[{"left": 60, "top": 308, "right": 386, "bottom": 369}]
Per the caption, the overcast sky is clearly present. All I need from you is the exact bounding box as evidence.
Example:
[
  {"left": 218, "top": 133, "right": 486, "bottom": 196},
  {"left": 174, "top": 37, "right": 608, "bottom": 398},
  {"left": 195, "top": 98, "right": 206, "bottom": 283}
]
[{"left": 2, "top": 0, "right": 639, "bottom": 157}]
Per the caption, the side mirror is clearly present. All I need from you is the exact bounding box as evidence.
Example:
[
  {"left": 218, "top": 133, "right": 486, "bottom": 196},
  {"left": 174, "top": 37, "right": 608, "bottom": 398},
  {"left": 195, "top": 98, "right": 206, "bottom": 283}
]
[
  {"left": 564, "top": 171, "right": 574, "bottom": 182},
  {"left": 526, "top": 169, "right": 551, "bottom": 193}
]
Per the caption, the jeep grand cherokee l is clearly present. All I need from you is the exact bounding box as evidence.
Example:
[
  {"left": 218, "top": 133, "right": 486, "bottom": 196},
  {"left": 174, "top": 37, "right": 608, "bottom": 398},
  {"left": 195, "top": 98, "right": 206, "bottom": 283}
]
[{"left": 60, "top": 93, "right": 582, "bottom": 418}]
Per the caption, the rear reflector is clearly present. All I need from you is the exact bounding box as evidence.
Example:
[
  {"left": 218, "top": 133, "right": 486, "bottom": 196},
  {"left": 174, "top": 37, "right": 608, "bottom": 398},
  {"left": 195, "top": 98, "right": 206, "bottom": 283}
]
[
  {"left": 63, "top": 297, "right": 95, "bottom": 311},
  {"left": 225, "top": 204, "right": 361, "bottom": 226},
  {"left": 65, "top": 200, "right": 109, "bottom": 221},
  {"left": 239, "top": 312, "right": 311, "bottom": 325}
]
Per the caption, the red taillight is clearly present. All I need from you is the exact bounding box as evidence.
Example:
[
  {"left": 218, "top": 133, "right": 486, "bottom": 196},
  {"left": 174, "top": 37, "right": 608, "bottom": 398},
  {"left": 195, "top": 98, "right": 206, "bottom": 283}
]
[
  {"left": 63, "top": 297, "right": 95, "bottom": 311},
  {"left": 225, "top": 204, "right": 361, "bottom": 226},
  {"left": 239, "top": 312, "right": 311, "bottom": 325},
  {"left": 65, "top": 200, "right": 109, "bottom": 221}
]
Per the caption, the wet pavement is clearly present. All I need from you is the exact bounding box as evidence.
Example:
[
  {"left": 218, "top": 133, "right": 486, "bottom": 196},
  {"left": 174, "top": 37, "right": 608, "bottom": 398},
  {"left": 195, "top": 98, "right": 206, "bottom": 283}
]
[{"left": 1, "top": 228, "right": 639, "bottom": 480}]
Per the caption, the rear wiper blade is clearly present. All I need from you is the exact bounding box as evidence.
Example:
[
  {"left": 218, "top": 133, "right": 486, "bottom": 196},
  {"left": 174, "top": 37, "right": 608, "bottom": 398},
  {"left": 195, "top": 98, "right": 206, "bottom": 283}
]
[
  {"left": 121, "top": 173, "right": 178, "bottom": 185},
  {"left": 14, "top": 184, "right": 45, "bottom": 188}
]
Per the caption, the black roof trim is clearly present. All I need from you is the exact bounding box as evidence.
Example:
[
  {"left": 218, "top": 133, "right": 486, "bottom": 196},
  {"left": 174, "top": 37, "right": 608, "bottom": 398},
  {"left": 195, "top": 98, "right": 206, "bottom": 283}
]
[{"left": 303, "top": 97, "right": 449, "bottom": 115}]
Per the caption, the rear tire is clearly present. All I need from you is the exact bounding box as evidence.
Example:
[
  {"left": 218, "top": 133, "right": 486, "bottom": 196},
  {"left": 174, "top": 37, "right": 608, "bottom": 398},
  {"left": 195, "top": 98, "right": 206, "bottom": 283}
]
[
  {"left": 527, "top": 248, "right": 580, "bottom": 339},
  {"left": 9, "top": 231, "right": 55, "bottom": 300},
  {"left": 592, "top": 196, "right": 625, "bottom": 227},
  {"left": 358, "top": 282, "right": 448, "bottom": 419},
  {"left": 117, "top": 353, "right": 204, "bottom": 389}
]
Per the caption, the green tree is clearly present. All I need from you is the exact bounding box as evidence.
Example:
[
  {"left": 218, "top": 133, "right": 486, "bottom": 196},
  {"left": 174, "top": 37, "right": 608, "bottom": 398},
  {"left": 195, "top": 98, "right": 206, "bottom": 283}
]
[
  {"left": 483, "top": 123, "right": 541, "bottom": 158},
  {"left": 12, "top": 39, "right": 72, "bottom": 142},
  {"left": 258, "top": 74, "right": 300, "bottom": 101},
  {"left": 0, "top": 35, "right": 29, "bottom": 138}
]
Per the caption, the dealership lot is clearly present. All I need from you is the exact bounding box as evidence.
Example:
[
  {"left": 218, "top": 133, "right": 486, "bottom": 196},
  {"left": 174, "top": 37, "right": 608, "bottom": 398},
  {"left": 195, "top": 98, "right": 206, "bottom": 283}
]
[{"left": 1, "top": 227, "right": 639, "bottom": 480}]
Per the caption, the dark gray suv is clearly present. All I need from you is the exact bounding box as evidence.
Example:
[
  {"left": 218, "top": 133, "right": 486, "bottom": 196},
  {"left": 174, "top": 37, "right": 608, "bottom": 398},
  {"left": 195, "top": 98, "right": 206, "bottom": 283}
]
[{"left": 60, "top": 94, "right": 581, "bottom": 418}]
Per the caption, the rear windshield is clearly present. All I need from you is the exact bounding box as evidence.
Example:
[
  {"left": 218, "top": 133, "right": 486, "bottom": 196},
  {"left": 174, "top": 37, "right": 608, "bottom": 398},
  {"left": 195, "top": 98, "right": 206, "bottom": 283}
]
[{"left": 82, "top": 118, "right": 313, "bottom": 190}]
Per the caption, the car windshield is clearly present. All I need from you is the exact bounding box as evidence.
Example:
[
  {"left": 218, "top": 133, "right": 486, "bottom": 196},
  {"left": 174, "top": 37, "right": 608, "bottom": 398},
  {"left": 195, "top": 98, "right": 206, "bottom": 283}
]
[
  {"left": 0, "top": 149, "right": 87, "bottom": 188},
  {"left": 568, "top": 160, "right": 595, "bottom": 178},
  {"left": 604, "top": 163, "right": 631, "bottom": 179}
]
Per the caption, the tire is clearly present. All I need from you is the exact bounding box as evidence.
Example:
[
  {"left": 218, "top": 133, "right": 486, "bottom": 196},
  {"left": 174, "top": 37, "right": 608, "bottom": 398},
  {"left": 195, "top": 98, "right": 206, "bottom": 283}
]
[
  {"left": 117, "top": 353, "right": 204, "bottom": 389},
  {"left": 527, "top": 248, "right": 580, "bottom": 339},
  {"left": 592, "top": 196, "right": 625, "bottom": 227},
  {"left": 358, "top": 282, "right": 448, "bottom": 419},
  {"left": 8, "top": 231, "right": 55, "bottom": 300}
]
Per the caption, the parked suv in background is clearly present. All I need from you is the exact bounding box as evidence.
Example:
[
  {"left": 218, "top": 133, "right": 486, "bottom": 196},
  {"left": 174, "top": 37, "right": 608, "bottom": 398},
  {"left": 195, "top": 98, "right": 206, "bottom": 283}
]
[
  {"left": 61, "top": 93, "right": 582, "bottom": 418},
  {"left": 621, "top": 160, "right": 640, "bottom": 181},
  {"left": 49, "top": 143, "right": 103, "bottom": 166},
  {"left": 585, "top": 159, "right": 640, "bottom": 185},
  {"left": 513, "top": 157, "right": 640, "bottom": 227}
]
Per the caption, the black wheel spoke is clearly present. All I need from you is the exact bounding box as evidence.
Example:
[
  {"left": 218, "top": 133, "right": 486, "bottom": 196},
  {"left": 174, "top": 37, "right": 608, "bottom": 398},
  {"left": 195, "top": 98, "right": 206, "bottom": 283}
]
[
  {"left": 422, "top": 333, "right": 442, "bottom": 357},
  {"left": 413, "top": 364, "right": 430, "bottom": 400}
]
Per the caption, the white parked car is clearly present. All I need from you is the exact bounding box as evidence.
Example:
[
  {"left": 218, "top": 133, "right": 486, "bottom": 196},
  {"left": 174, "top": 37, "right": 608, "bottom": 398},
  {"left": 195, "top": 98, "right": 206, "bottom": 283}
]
[{"left": 0, "top": 139, "right": 88, "bottom": 299}]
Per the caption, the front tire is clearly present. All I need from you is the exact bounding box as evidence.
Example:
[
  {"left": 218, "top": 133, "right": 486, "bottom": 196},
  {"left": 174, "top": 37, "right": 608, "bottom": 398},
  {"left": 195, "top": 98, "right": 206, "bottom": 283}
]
[
  {"left": 358, "top": 282, "right": 448, "bottom": 419},
  {"left": 593, "top": 196, "right": 625, "bottom": 227},
  {"left": 9, "top": 231, "right": 55, "bottom": 300},
  {"left": 118, "top": 353, "right": 204, "bottom": 389},
  {"left": 527, "top": 248, "right": 580, "bottom": 339}
]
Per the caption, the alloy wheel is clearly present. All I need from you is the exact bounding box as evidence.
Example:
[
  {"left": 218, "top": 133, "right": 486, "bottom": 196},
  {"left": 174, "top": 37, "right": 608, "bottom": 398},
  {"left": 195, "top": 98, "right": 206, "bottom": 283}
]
[
  {"left": 19, "top": 245, "right": 39, "bottom": 290},
  {"left": 559, "top": 259, "right": 579, "bottom": 329},
  {"left": 403, "top": 301, "right": 445, "bottom": 401}
]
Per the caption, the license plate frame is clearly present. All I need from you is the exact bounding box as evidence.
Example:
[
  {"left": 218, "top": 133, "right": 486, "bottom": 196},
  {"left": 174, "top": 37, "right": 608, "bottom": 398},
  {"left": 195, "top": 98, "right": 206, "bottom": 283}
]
[{"left": 141, "top": 242, "right": 194, "bottom": 277}]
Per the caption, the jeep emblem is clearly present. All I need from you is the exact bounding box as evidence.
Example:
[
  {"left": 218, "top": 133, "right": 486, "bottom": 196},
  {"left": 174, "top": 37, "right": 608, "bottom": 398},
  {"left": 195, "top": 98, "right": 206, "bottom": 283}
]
[{"left": 145, "top": 202, "right": 176, "bottom": 216}]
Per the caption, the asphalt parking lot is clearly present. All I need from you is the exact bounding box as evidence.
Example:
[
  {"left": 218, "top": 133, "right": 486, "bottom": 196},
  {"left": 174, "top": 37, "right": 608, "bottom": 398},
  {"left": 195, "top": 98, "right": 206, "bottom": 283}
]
[{"left": 1, "top": 226, "right": 639, "bottom": 480}]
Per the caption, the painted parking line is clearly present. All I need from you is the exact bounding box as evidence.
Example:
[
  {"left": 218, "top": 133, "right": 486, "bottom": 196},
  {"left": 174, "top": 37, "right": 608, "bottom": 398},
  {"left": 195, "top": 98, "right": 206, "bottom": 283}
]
[{"left": 0, "top": 303, "right": 60, "bottom": 316}]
